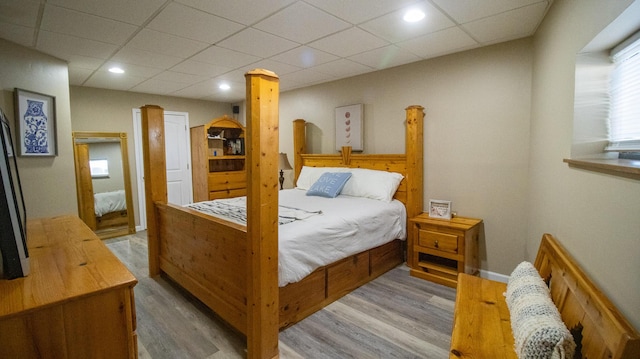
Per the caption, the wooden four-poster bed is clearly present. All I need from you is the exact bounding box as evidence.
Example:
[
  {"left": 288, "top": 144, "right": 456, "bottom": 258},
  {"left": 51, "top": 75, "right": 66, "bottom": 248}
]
[{"left": 140, "top": 69, "right": 425, "bottom": 359}]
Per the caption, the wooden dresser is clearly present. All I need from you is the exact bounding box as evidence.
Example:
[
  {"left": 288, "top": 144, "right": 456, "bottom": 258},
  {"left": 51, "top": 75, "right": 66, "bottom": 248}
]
[{"left": 0, "top": 215, "right": 138, "bottom": 358}]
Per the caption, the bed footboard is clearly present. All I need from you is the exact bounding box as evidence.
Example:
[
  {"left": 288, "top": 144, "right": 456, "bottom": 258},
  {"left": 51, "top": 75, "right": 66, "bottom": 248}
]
[{"left": 156, "top": 203, "right": 249, "bottom": 333}]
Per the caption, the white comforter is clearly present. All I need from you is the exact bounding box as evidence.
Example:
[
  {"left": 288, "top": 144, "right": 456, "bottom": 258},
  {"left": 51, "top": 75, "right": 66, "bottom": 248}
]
[
  {"left": 188, "top": 189, "right": 407, "bottom": 286},
  {"left": 94, "top": 190, "right": 126, "bottom": 217}
]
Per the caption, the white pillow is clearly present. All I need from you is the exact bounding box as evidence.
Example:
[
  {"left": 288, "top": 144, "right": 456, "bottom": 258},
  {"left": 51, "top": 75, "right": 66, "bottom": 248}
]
[
  {"left": 296, "top": 166, "right": 349, "bottom": 190},
  {"left": 296, "top": 166, "right": 403, "bottom": 202},
  {"left": 340, "top": 168, "right": 403, "bottom": 202}
]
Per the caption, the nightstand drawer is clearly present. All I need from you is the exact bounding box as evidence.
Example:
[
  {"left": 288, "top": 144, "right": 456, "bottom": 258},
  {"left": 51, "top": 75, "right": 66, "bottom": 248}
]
[{"left": 418, "top": 230, "right": 458, "bottom": 253}]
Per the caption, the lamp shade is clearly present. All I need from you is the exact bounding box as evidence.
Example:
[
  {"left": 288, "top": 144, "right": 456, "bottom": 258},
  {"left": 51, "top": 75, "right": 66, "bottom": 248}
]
[{"left": 279, "top": 153, "right": 292, "bottom": 170}]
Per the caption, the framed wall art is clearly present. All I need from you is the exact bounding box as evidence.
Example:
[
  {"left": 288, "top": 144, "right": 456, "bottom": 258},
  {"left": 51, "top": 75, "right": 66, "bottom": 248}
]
[
  {"left": 14, "top": 88, "right": 57, "bottom": 157},
  {"left": 335, "top": 104, "right": 363, "bottom": 151},
  {"left": 429, "top": 199, "right": 452, "bottom": 219}
]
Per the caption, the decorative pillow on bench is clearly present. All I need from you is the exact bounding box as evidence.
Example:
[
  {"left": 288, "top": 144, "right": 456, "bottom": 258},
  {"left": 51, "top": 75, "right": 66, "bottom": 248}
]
[{"left": 505, "top": 261, "right": 576, "bottom": 359}]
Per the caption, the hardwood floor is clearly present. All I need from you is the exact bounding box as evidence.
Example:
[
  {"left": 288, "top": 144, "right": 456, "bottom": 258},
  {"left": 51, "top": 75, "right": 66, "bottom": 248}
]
[{"left": 105, "top": 232, "right": 456, "bottom": 358}]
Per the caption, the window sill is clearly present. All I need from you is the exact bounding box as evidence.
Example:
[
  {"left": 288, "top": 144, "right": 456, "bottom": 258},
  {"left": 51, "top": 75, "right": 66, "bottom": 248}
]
[{"left": 563, "top": 158, "right": 640, "bottom": 180}]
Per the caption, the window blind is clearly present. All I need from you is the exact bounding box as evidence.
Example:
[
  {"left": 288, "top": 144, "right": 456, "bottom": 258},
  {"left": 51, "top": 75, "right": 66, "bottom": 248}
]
[{"left": 606, "top": 31, "right": 640, "bottom": 151}]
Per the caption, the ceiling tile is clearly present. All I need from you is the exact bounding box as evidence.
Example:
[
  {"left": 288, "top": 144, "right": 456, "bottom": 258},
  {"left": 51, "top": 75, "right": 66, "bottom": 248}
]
[
  {"left": 111, "top": 46, "right": 184, "bottom": 69},
  {"left": 65, "top": 54, "right": 105, "bottom": 70},
  {"left": 309, "top": 27, "right": 388, "bottom": 57},
  {"left": 147, "top": 2, "right": 244, "bottom": 44},
  {"left": 68, "top": 67, "right": 93, "bottom": 85},
  {"left": 305, "top": 0, "right": 419, "bottom": 25},
  {"left": 36, "top": 30, "right": 118, "bottom": 60},
  {"left": 359, "top": 1, "right": 455, "bottom": 43},
  {"left": 48, "top": 0, "right": 165, "bottom": 25},
  {"left": 84, "top": 70, "right": 146, "bottom": 91},
  {"left": 130, "top": 78, "right": 189, "bottom": 95},
  {"left": 313, "top": 58, "right": 373, "bottom": 78},
  {"left": 175, "top": 0, "right": 296, "bottom": 26},
  {"left": 431, "top": 0, "right": 548, "bottom": 24},
  {"left": 190, "top": 46, "right": 261, "bottom": 68},
  {"left": 171, "top": 79, "right": 218, "bottom": 98},
  {"left": 127, "top": 29, "right": 210, "bottom": 58},
  {"left": 170, "top": 60, "right": 231, "bottom": 77},
  {"left": 398, "top": 27, "right": 477, "bottom": 59},
  {"left": 152, "top": 71, "right": 205, "bottom": 84},
  {"left": 216, "top": 28, "right": 298, "bottom": 58},
  {"left": 98, "top": 62, "right": 164, "bottom": 78},
  {"left": 254, "top": 2, "right": 350, "bottom": 44},
  {"left": 349, "top": 45, "right": 421, "bottom": 70},
  {"left": 271, "top": 46, "right": 338, "bottom": 68},
  {"left": 462, "top": 2, "right": 549, "bottom": 43},
  {"left": 0, "top": 0, "right": 41, "bottom": 27},
  {"left": 280, "top": 68, "right": 336, "bottom": 88},
  {"left": 41, "top": 5, "right": 138, "bottom": 45},
  {"left": 0, "top": 22, "right": 36, "bottom": 47}
]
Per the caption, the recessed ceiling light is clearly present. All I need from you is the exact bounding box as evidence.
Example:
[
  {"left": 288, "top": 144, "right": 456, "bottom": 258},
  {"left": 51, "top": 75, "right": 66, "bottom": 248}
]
[
  {"left": 219, "top": 83, "right": 231, "bottom": 90},
  {"left": 108, "top": 67, "right": 125, "bottom": 74},
  {"left": 403, "top": 9, "right": 425, "bottom": 23}
]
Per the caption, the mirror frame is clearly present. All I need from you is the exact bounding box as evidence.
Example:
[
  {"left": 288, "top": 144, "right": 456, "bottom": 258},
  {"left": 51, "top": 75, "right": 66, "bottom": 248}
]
[{"left": 72, "top": 131, "right": 135, "bottom": 239}]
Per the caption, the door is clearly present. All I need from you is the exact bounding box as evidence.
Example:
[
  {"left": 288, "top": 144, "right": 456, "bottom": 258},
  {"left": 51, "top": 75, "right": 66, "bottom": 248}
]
[
  {"left": 164, "top": 113, "right": 192, "bottom": 206},
  {"left": 133, "top": 110, "right": 192, "bottom": 230}
]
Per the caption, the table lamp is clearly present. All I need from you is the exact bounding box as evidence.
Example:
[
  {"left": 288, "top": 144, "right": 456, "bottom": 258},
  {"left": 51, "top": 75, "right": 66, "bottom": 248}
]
[{"left": 279, "top": 152, "right": 292, "bottom": 190}]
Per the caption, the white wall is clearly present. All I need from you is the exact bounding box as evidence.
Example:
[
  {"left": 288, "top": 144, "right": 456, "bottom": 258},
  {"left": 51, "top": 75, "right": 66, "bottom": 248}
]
[
  {"left": 0, "top": 38, "right": 77, "bottom": 218},
  {"left": 529, "top": 0, "right": 639, "bottom": 329},
  {"left": 280, "top": 38, "right": 533, "bottom": 276}
]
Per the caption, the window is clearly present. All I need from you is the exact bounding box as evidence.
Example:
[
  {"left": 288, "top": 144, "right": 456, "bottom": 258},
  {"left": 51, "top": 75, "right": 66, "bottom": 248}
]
[
  {"left": 606, "top": 31, "right": 640, "bottom": 153},
  {"left": 89, "top": 159, "right": 109, "bottom": 178}
]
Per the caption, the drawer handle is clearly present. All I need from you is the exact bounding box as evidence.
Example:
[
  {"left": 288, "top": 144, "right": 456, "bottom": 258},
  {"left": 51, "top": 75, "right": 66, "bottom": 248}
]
[{"left": 434, "top": 240, "right": 439, "bottom": 248}]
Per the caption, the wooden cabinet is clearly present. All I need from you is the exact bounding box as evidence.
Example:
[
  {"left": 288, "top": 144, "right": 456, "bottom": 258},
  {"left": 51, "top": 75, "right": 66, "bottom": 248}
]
[
  {"left": 191, "top": 115, "right": 246, "bottom": 202},
  {"left": 408, "top": 213, "right": 482, "bottom": 288},
  {"left": 0, "top": 215, "right": 138, "bottom": 358}
]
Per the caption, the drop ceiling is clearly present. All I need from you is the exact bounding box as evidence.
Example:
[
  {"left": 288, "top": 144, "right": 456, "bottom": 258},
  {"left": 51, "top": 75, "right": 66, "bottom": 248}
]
[{"left": 0, "top": 0, "right": 553, "bottom": 103}]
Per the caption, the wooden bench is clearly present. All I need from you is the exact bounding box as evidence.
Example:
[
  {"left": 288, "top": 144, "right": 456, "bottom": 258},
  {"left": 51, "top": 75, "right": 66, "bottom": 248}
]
[{"left": 449, "top": 233, "right": 640, "bottom": 359}]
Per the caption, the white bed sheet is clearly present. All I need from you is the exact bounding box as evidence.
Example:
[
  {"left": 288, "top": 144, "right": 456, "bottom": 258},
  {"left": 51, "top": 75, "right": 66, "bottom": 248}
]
[
  {"left": 278, "top": 189, "right": 406, "bottom": 286},
  {"left": 188, "top": 189, "right": 406, "bottom": 286}
]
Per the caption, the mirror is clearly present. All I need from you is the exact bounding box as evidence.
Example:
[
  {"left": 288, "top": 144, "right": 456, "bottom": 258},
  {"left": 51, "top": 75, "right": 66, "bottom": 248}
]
[{"left": 72, "top": 132, "right": 135, "bottom": 239}]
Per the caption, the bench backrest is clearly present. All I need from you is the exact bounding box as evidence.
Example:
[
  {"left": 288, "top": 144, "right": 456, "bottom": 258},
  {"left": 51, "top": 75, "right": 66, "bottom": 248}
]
[{"left": 534, "top": 234, "right": 640, "bottom": 359}]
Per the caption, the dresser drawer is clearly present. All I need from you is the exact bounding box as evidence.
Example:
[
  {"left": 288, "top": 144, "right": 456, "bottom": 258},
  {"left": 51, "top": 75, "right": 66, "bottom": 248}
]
[
  {"left": 209, "top": 188, "right": 246, "bottom": 200},
  {"left": 208, "top": 171, "right": 246, "bottom": 191},
  {"left": 418, "top": 230, "right": 458, "bottom": 254}
]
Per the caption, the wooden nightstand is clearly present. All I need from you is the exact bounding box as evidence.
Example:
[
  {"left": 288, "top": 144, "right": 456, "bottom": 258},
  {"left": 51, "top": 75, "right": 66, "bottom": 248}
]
[{"left": 408, "top": 213, "right": 482, "bottom": 288}]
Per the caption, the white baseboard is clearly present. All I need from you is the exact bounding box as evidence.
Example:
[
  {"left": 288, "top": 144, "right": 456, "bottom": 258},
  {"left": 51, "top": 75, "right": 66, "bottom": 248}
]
[{"left": 479, "top": 269, "right": 509, "bottom": 283}]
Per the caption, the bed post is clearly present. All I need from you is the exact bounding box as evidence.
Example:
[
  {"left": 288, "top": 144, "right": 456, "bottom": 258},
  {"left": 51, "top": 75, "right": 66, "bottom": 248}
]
[
  {"left": 405, "top": 105, "right": 424, "bottom": 220},
  {"left": 292, "top": 119, "right": 306, "bottom": 184},
  {"left": 245, "top": 69, "right": 280, "bottom": 359},
  {"left": 140, "top": 104, "right": 167, "bottom": 276}
]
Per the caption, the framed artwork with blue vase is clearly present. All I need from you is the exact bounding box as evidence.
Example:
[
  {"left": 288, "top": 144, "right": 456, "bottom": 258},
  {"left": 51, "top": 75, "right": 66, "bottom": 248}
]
[{"left": 14, "top": 88, "right": 57, "bottom": 157}]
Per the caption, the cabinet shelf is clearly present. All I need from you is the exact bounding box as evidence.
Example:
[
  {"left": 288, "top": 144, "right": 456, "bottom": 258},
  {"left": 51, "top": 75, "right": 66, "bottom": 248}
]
[
  {"left": 191, "top": 115, "right": 247, "bottom": 201},
  {"left": 417, "top": 260, "right": 458, "bottom": 276}
]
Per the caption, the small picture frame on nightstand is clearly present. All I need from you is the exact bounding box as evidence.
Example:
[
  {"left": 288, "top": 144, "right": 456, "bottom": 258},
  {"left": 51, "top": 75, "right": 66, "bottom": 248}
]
[{"left": 429, "top": 199, "right": 452, "bottom": 219}]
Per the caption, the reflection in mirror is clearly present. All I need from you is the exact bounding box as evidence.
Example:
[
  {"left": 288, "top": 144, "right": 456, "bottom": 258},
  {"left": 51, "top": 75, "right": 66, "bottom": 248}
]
[{"left": 72, "top": 132, "right": 135, "bottom": 239}]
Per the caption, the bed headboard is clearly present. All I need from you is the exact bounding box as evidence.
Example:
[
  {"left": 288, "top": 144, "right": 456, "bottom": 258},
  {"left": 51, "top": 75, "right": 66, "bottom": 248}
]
[
  {"left": 292, "top": 105, "right": 424, "bottom": 220},
  {"left": 534, "top": 234, "right": 640, "bottom": 359}
]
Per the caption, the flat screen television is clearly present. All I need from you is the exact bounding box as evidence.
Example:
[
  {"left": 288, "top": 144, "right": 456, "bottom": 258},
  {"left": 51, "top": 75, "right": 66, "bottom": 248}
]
[{"left": 0, "top": 107, "right": 29, "bottom": 279}]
